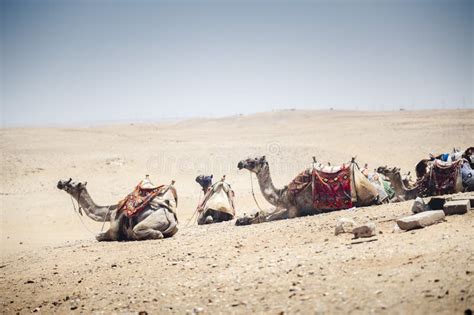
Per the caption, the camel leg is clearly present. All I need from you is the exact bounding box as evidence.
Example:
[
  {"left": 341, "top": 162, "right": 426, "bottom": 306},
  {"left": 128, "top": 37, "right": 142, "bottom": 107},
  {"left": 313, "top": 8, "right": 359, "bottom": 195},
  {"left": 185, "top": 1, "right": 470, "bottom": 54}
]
[
  {"left": 96, "top": 214, "right": 121, "bottom": 242},
  {"left": 132, "top": 209, "right": 169, "bottom": 240},
  {"left": 237, "top": 207, "right": 292, "bottom": 225},
  {"left": 96, "top": 230, "right": 115, "bottom": 242},
  {"left": 263, "top": 207, "right": 291, "bottom": 222},
  {"left": 205, "top": 215, "right": 214, "bottom": 224}
]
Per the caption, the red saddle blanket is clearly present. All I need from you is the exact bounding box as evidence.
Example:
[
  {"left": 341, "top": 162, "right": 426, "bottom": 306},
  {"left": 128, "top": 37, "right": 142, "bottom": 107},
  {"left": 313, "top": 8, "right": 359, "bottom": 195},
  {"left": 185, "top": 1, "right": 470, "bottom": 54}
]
[
  {"left": 288, "top": 165, "right": 353, "bottom": 210},
  {"left": 418, "top": 160, "right": 461, "bottom": 196},
  {"left": 118, "top": 184, "right": 165, "bottom": 217}
]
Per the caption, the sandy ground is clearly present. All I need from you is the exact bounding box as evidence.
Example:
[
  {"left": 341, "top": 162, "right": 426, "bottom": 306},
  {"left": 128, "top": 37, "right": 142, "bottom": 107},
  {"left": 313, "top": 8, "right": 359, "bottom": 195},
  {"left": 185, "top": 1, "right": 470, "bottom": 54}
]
[{"left": 1, "top": 109, "right": 473, "bottom": 314}]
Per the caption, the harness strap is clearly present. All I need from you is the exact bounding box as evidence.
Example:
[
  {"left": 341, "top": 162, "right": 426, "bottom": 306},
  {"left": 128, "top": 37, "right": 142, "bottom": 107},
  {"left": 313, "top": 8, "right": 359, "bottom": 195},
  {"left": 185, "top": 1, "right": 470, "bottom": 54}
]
[
  {"left": 70, "top": 195, "right": 96, "bottom": 236},
  {"left": 250, "top": 172, "right": 264, "bottom": 212}
]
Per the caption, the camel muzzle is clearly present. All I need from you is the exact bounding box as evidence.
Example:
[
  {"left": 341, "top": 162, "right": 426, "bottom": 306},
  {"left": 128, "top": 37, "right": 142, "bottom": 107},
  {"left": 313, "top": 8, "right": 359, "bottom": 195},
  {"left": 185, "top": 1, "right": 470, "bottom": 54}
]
[
  {"left": 57, "top": 178, "right": 72, "bottom": 190},
  {"left": 237, "top": 161, "right": 245, "bottom": 170}
]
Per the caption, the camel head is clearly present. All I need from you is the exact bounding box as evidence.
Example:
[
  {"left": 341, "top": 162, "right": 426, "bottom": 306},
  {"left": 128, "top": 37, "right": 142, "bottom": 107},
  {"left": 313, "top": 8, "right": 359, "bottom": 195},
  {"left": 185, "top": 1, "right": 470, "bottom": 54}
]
[
  {"left": 57, "top": 178, "right": 88, "bottom": 196},
  {"left": 376, "top": 166, "right": 400, "bottom": 178},
  {"left": 464, "top": 147, "right": 474, "bottom": 167},
  {"left": 415, "top": 159, "right": 432, "bottom": 179},
  {"left": 237, "top": 156, "right": 268, "bottom": 174},
  {"left": 195, "top": 174, "right": 213, "bottom": 192}
]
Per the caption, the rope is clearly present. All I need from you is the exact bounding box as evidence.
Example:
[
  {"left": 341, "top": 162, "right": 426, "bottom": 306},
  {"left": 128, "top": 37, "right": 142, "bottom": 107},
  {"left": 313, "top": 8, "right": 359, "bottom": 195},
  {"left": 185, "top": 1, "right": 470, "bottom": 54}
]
[
  {"left": 70, "top": 195, "right": 112, "bottom": 235},
  {"left": 250, "top": 172, "right": 264, "bottom": 212},
  {"left": 186, "top": 191, "right": 202, "bottom": 227},
  {"left": 69, "top": 196, "right": 96, "bottom": 236},
  {"left": 100, "top": 205, "right": 113, "bottom": 232}
]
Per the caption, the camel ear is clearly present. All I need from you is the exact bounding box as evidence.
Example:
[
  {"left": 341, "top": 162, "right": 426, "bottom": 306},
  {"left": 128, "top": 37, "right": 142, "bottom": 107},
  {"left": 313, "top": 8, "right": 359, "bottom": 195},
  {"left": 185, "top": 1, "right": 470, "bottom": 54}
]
[
  {"left": 83, "top": 181, "right": 87, "bottom": 186},
  {"left": 261, "top": 156, "right": 266, "bottom": 161}
]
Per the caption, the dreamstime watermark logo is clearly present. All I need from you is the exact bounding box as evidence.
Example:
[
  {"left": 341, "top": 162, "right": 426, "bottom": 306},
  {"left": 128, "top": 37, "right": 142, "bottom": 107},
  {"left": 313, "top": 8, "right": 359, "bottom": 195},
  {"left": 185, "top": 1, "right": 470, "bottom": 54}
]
[
  {"left": 266, "top": 141, "right": 281, "bottom": 156},
  {"left": 146, "top": 152, "right": 237, "bottom": 176},
  {"left": 145, "top": 141, "right": 308, "bottom": 177}
]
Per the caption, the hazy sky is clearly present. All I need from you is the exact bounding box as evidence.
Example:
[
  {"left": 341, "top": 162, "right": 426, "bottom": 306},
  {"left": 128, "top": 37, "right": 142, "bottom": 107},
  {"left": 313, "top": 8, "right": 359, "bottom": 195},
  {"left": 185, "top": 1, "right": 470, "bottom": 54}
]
[{"left": 1, "top": 0, "right": 473, "bottom": 126}]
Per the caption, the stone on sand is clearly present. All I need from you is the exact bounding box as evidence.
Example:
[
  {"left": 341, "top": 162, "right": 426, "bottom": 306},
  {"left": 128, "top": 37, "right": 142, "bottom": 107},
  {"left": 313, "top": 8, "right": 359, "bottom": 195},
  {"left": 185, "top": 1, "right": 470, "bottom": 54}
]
[
  {"left": 411, "top": 197, "right": 429, "bottom": 214},
  {"left": 352, "top": 223, "right": 376, "bottom": 239},
  {"left": 443, "top": 200, "right": 470, "bottom": 215},
  {"left": 335, "top": 218, "right": 355, "bottom": 235},
  {"left": 449, "top": 195, "right": 474, "bottom": 207},
  {"left": 396, "top": 210, "right": 445, "bottom": 231}
]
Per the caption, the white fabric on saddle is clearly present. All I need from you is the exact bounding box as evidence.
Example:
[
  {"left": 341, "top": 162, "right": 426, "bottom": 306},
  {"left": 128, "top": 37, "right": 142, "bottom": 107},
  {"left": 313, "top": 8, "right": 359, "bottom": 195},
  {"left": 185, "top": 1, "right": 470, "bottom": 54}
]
[
  {"left": 201, "top": 182, "right": 235, "bottom": 216},
  {"left": 349, "top": 163, "right": 379, "bottom": 206},
  {"left": 139, "top": 177, "right": 160, "bottom": 190},
  {"left": 150, "top": 185, "right": 178, "bottom": 216},
  {"left": 312, "top": 162, "right": 345, "bottom": 173}
]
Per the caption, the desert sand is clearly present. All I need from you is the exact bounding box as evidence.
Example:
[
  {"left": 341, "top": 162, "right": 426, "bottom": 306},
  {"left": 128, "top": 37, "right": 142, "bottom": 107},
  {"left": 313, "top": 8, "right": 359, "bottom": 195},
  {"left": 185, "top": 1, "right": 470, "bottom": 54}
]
[{"left": 1, "top": 109, "right": 473, "bottom": 314}]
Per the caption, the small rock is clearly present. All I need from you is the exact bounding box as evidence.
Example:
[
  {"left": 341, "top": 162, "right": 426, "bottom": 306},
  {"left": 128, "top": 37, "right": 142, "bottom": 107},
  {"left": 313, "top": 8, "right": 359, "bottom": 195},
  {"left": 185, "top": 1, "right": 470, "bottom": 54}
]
[
  {"left": 449, "top": 195, "right": 474, "bottom": 207},
  {"left": 411, "top": 197, "right": 429, "bottom": 214},
  {"left": 396, "top": 210, "right": 445, "bottom": 231},
  {"left": 335, "top": 218, "right": 355, "bottom": 235},
  {"left": 352, "top": 223, "right": 376, "bottom": 239},
  {"left": 443, "top": 200, "right": 470, "bottom": 215}
]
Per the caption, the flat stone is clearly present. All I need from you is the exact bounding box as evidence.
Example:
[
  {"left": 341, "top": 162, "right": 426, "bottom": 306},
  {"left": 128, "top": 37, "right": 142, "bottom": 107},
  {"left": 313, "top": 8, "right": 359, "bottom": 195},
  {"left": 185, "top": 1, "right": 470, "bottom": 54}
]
[
  {"left": 352, "top": 223, "right": 376, "bottom": 239},
  {"left": 335, "top": 218, "right": 355, "bottom": 235},
  {"left": 443, "top": 200, "right": 470, "bottom": 215},
  {"left": 396, "top": 210, "right": 445, "bottom": 231},
  {"left": 411, "top": 197, "right": 429, "bottom": 214},
  {"left": 449, "top": 195, "right": 474, "bottom": 207}
]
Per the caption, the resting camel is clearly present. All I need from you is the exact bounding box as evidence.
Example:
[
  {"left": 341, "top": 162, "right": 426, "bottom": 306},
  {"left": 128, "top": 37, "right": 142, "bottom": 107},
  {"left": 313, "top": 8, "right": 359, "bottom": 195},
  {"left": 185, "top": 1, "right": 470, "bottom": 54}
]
[
  {"left": 376, "top": 167, "right": 419, "bottom": 201},
  {"left": 195, "top": 175, "right": 235, "bottom": 224},
  {"left": 236, "top": 156, "right": 379, "bottom": 225},
  {"left": 377, "top": 163, "right": 464, "bottom": 200},
  {"left": 57, "top": 178, "right": 178, "bottom": 241}
]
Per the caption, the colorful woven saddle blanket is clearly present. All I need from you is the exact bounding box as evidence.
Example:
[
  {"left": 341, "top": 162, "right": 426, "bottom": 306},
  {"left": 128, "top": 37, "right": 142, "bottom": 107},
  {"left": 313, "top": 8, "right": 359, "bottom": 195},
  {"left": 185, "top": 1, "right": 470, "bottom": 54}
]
[
  {"left": 118, "top": 183, "right": 165, "bottom": 217},
  {"left": 288, "top": 164, "right": 353, "bottom": 210},
  {"left": 418, "top": 159, "right": 461, "bottom": 196}
]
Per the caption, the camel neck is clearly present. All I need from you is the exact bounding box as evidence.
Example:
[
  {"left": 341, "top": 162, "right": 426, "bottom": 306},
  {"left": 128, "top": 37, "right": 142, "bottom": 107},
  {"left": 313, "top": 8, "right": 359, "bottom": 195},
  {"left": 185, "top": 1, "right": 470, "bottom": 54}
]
[
  {"left": 72, "top": 189, "right": 115, "bottom": 222},
  {"left": 391, "top": 172, "right": 417, "bottom": 196},
  {"left": 255, "top": 164, "right": 286, "bottom": 207},
  {"left": 76, "top": 189, "right": 98, "bottom": 209}
]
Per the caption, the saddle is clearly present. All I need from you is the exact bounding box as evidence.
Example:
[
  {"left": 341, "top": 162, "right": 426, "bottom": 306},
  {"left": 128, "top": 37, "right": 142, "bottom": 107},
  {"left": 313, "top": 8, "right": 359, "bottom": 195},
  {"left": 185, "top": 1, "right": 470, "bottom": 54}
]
[
  {"left": 118, "top": 178, "right": 176, "bottom": 218},
  {"left": 196, "top": 181, "right": 235, "bottom": 216},
  {"left": 288, "top": 163, "right": 353, "bottom": 210},
  {"left": 417, "top": 159, "right": 462, "bottom": 196}
]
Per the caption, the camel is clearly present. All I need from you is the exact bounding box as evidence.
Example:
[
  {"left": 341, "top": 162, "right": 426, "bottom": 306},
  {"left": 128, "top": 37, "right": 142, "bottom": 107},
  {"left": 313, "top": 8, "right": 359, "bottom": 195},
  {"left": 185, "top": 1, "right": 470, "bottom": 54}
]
[
  {"left": 464, "top": 147, "right": 474, "bottom": 169},
  {"left": 416, "top": 147, "right": 472, "bottom": 178},
  {"left": 236, "top": 156, "right": 379, "bottom": 225},
  {"left": 57, "top": 178, "right": 178, "bottom": 241},
  {"left": 195, "top": 175, "right": 235, "bottom": 224},
  {"left": 377, "top": 163, "right": 464, "bottom": 200},
  {"left": 376, "top": 167, "right": 418, "bottom": 201}
]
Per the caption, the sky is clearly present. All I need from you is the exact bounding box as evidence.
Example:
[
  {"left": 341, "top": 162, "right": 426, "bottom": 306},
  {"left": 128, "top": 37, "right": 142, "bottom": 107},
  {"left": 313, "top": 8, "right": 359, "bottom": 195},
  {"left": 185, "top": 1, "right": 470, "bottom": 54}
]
[{"left": 1, "top": 0, "right": 473, "bottom": 126}]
